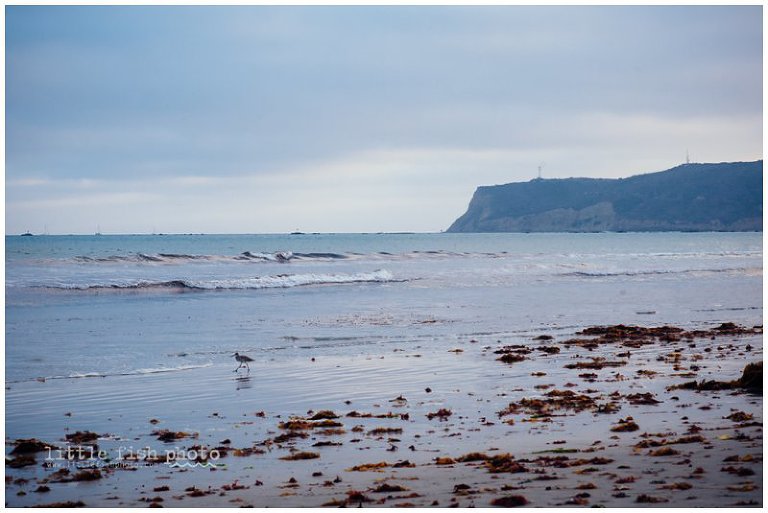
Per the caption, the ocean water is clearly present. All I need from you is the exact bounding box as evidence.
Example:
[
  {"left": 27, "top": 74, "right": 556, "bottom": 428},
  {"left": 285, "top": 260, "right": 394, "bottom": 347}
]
[{"left": 5, "top": 232, "right": 762, "bottom": 385}]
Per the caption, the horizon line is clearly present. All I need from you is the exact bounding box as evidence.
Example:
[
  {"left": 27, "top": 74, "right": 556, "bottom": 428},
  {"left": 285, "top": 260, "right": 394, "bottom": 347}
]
[{"left": 7, "top": 230, "right": 763, "bottom": 237}]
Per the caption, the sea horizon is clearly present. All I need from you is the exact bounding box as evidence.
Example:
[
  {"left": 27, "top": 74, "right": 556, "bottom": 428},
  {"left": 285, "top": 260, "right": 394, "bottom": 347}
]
[{"left": 9, "top": 228, "right": 764, "bottom": 236}]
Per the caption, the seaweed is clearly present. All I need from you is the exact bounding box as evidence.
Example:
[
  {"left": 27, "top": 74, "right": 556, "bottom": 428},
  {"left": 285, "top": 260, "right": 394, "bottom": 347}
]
[
  {"left": 37, "top": 501, "right": 86, "bottom": 508},
  {"left": 346, "top": 490, "right": 373, "bottom": 504},
  {"left": 456, "top": 452, "right": 490, "bottom": 462},
  {"left": 725, "top": 411, "right": 754, "bottom": 422},
  {"left": 279, "top": 451, "right": 319, "bottom": 461},
  {"left": 625, "top": 393, "right": 661, "bottom": 405},
  {"left": 636, "top": 494, "right": 669, "bottom": 503},
  {"left": 485, "top": 454, "right": 527, "bottom": 473},
  {"left": 668, "top": 361, "right": 762, "bottom": 394},
  {"left": 426, "top": 408, "right": 452, "bottom": 420},
  {"left": 499, "top": 389, "right": 599, "bottom": 417},
  {"left": 278, "top": 419, "right": 313, "bottom": 430},
  {"left": 611, "top": 417, "right": 639, "bottom": 432},
  {"left": 367, "top": 427, "right": 403, "bottom": 436},
  {"left": 564, "top": 358, "right": 627, "bottom": 370},
  {"left": 6, "top": 455, "right": 36, "bottom": 468},
  {"left": 372, "top": 483, "right": 409, "bottom": 493},
  {"left": 10, "top": 439, "right": 56, "bottom": 455},
  {"left": 348, "top": 461, "right": 389, "bottom": 471},
  {"left": 64, "top": 431, "right": 100, "bottom": 444},
  {"left": 497, "top": 353, "right": 526, "bottom": 364},
  {"left": 490, "top": 495, "right": 528, "bottom": 507},
  {"left": 272, "top": 431, "right": 309, "bottom": 443},
  {"left": 152, "top": 429, "right": 194, "bottom": 442},
  {"left": 649, "top": 446, "right": 680, "bottom": 457},
  {"left": 308, "top": 410, "right": 339, "bottom": 420}
]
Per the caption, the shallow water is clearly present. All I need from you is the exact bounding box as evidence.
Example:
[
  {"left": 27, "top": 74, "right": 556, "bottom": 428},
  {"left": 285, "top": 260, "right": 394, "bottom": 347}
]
[{"left": 5, "top": 232, "right": 762, "bottom": 383}]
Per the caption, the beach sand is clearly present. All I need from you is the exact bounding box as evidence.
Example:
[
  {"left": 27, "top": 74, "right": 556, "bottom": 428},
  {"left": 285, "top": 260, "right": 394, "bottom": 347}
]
[{"left": 5, "top": 322, "right": 762, "bottom": 507}]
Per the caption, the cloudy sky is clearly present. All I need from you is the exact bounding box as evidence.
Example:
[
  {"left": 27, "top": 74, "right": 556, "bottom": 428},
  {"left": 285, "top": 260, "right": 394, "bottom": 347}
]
[{"left": 6, "top": 5, "right": 762, "bottom": 234}]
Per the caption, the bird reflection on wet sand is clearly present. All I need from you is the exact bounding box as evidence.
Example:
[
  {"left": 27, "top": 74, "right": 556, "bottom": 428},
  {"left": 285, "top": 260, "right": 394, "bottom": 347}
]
[{"left": 234, "top": 375, "right": 252, "bottom": 390}]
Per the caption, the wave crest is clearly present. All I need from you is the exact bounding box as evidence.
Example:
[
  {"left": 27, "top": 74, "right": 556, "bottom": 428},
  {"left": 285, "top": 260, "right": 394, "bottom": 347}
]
[
  {"left": 44, "top": 269, "right": 397, "bottom": 291},
  {"left": 70, "top": 250, "right": 353, "bottom": 264}
]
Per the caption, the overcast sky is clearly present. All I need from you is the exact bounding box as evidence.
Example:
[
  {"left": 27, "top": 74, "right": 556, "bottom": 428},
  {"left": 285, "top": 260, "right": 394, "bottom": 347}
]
[{"left": 6, "top": 5, "right": 763, "bottom": 234}]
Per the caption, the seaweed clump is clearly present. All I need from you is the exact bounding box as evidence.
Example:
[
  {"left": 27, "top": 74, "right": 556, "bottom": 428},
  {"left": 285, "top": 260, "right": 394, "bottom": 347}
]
[
  {"left": 668, "top": 362, "right": 762, "bottom": 395},
  {"left": 279, "top": 451, "right": 319, "bottom": 461},
  {"left": 490, "top": 495, "right": 529, "bottom": 507},
  {"left": 498, "top": 389, "right": 598, "bottom": 418}
]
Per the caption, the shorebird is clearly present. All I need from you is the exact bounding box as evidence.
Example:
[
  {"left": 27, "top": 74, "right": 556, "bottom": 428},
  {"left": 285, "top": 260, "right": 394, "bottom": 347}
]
[{"left": 233, "top": 352, "right": 254, "bottom": 372}]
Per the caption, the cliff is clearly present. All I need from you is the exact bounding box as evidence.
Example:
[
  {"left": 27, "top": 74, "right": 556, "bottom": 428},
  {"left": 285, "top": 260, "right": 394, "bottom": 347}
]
[{"left": 447, "top": 161, "right": 762, "bottom": 232}]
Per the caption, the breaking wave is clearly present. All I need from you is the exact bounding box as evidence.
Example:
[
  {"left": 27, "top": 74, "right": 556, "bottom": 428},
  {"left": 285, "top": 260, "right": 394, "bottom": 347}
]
[
  {"left": 42, "top": 269, "right": 398, "bottom": 291},
  {"left": 72, "top": 251, "right": 300, "bottom": 264}
]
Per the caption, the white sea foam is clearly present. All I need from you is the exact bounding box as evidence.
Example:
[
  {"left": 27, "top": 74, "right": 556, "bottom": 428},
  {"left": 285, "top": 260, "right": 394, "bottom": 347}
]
[
  {"left": 56, "top": 364, "right": 214, "bottom": 381},
  {"left": 185, "top": 269, "right": 395, "bottom": 289},
  {"left": 41, "top": 269, "right": 397, "bottom": 291}
]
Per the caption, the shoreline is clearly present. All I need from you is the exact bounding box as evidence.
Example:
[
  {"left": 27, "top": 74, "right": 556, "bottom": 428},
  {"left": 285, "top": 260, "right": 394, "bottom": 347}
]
[{"left": 5, "top": 321, "right": 763, "bottom": 507}]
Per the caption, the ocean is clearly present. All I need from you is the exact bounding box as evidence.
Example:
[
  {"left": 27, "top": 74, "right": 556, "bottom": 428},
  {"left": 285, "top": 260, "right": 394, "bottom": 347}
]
[
  {"left": 6, "top": 232, "right": 762, "bottom": 385},
  {"left": 4, "top": 232, "right": 763, "bottom": 507}
]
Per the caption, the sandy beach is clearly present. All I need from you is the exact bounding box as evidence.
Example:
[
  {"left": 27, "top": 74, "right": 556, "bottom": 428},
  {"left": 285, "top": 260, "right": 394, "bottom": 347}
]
[{"left": 5, "top": 320, "right": 762, "bottom": 507}]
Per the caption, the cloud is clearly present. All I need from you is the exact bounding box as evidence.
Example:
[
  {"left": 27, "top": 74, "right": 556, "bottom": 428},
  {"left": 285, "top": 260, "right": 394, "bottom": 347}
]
[{"left": 5, "top": 5, "right": 762, "bottom": 233}]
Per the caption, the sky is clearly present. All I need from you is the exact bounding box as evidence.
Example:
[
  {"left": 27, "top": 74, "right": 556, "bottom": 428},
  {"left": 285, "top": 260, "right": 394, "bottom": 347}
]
[{"left": 5, "top": 5, "right": 763, "bottom": 234}]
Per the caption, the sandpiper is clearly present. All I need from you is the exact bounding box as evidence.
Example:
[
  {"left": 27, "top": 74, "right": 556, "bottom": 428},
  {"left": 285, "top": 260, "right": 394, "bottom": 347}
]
[{"left": 233, "top": 352, "right": 254, "bottom": 372}]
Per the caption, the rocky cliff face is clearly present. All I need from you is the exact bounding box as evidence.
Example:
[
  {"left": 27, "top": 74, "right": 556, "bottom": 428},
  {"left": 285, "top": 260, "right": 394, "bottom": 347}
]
[{"left": 447, "top": 161, "right": 762, "bottom": 233}]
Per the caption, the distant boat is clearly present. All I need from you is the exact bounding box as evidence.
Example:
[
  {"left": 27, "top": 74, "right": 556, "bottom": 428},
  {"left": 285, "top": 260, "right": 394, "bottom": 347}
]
[
  {"left": 290, "top": 231, "right": 305, "bottom": 235},
  {"left": 20, "top": 231, "right": 33, "bottom": 237}
]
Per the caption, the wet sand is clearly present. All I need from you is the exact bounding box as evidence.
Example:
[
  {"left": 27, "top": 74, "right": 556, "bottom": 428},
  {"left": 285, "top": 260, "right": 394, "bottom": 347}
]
[{"left": 5, "top": 322, "right": 763, "bottom": 507}]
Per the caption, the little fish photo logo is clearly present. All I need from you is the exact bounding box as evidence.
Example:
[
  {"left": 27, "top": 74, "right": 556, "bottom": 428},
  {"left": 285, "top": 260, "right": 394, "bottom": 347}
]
[{"left": 44, "top": 444, "right": 224, "bottom": 470}]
